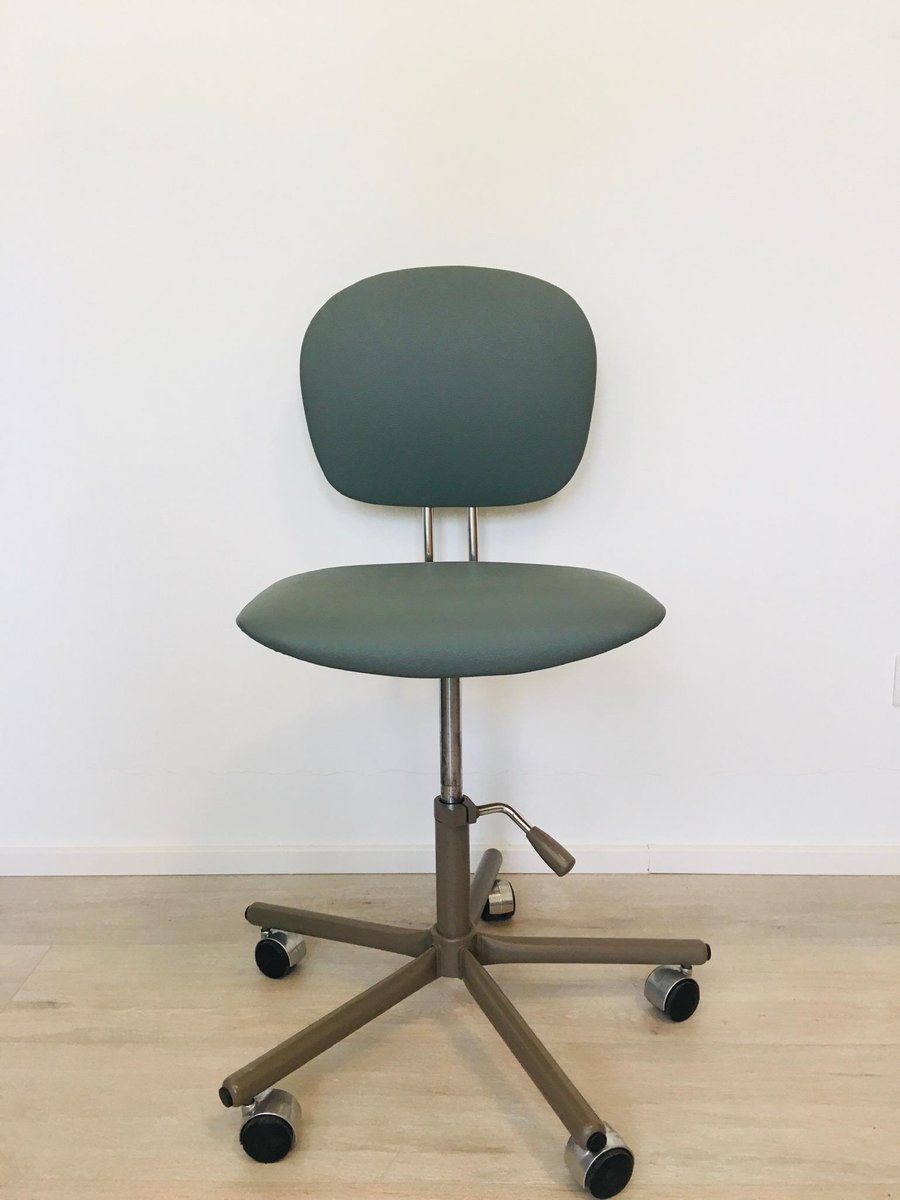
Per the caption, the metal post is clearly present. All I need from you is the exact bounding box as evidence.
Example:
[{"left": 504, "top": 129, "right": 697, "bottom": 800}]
[
  {"left": 467, "top": 506, "right": 479, "bottom": 561},
  {"left": 440, "top": 677, "right": 462, "bottom": 802},
  {"left": 423, "top": 506, "right": 434, "bottom": 562},
  {"left": 435, "top": 676, "right": 471, "bottom": 941}
]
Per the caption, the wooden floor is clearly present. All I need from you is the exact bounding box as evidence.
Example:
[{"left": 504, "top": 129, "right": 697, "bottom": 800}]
[{"left": 0, "top": 873, "right": 898, "bottom": 1199}]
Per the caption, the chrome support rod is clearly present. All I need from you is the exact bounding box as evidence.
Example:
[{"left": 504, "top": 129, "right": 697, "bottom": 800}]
[
  {"left": 436, "top": 676, "right": 470, "bottom": 943},
  {"left": 467, "top": 506, "right": 478, "bottom": 561},
  {"left": 439, "top": 677, "right": 462, "bottom": 801},
  {"left": 424, "top": 506, "right": 478, "bottom": 562}
]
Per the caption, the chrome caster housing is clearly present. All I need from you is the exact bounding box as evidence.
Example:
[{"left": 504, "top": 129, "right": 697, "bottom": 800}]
[
  {"left": 254, "top": 930, "right": 306, "bottom": 979},
  {"left": 565, "top": 1129, "right": 635, "bottom": 1198},
  {"left": 481, "top": 877, "right": 516, "bottom": 922},
  {"left": 239, "top": 1088, "right": 299, "bottom": 1163},
  {"left": 644, "top": 965, "right": 700, "bottom": 1023}
]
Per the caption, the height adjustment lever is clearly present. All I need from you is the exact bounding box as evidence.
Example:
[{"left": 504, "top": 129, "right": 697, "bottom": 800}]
[
  {"left": 472, "top": 802, "right": 576, "bottom": 876},
  {"left": 525, "top": 825, "right": 577, "bottom": 877}
]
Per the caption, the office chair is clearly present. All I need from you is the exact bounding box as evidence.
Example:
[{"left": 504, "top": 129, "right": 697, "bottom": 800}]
[{"left": 218, "top": 266, "right": 710, "bottom": 1198}]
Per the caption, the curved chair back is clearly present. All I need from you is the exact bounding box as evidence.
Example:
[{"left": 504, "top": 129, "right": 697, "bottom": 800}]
[{"left": 300, "top": 266, "right": 596, "bottom": 508}]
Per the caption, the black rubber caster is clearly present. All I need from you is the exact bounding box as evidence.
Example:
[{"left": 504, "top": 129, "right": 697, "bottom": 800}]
[
  {"left": 239, "top": 1088, "right": 299, "bottom": 1163},
  {"left": 254, "top": 930, "right": 306, "bottom": 979},
  {"left": 566, "top": 1130, "right": 635, "bottom": 1197},
  {"left": 481, "top": 877, "right": 516, "bottom": 922},
  {"left": 644, "top": 965, "right": 700, "bottom": 1022}
]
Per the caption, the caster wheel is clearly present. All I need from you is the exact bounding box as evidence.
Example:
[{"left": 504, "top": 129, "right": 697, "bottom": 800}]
[
  {"left": 240, "top": 1088, "right": 299, "bottom": 1163},
  {"left": 644, "top": 965, "right": 700, "bottom": 1023},
  {"left": 481, "top": 877, "right": 516, "bottom": 922},
  {"left": 254, "top": 930, "right": 306, "bottom": 979},
  {"left": 565, "top": 1130, "right": 634, "bottom": 1198}
]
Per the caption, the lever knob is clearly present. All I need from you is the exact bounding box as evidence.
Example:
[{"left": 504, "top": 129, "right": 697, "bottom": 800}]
[{"left": 526, "top": 826, "right": 576, "bottom": 876}]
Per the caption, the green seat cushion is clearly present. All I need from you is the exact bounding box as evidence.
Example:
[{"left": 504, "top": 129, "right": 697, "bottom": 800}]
[{"left": 237, "top": 562, "right": 664, "bottom": 679}]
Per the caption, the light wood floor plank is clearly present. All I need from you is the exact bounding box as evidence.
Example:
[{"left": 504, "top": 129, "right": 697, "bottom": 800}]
[{"left": 0, "top": 945, "right": 50, "bottom": 1008}]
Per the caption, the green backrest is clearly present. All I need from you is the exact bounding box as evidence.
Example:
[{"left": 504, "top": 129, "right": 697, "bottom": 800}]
[{"left": 299, "top": 266, "right": 596, "bottom": 507}]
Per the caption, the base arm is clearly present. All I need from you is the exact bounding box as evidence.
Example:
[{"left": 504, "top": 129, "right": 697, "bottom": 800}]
[
  {"left": 469, "top": 848, "right": 504, "bottom": 924},
  {"left": 245, "top": 901, "right": 432, "bottom": 957},
  {"left": 220, "top": 946, "right": 438, "bottom": 1108},
  {"left": 461, "top": 949, "right": 605, "bottom": 1150},
  {"left": 476, "top": 934, "right": 711, "bottom": 966}
]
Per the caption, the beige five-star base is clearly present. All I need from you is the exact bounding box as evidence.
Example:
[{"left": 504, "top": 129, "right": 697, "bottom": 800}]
[{"left": 0, "top": 872, "right": 898, "bottom": 1199}]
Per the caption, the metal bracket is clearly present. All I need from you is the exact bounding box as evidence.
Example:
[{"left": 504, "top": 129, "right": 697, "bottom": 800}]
[{"left": 433, "top": 795, "right": 478, "bottom": 826}]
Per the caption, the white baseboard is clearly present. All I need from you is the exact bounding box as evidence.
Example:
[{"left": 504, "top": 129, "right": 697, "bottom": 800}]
[{"left": 0, "top": 843, "right": 897, "bottom": 876}]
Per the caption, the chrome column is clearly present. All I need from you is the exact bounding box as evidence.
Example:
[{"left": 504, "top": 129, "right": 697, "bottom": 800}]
[
  {"left": 467, "top": 506, "right": 478, "bottom": 561},
  {"left": 439, "top": 677, "right": 462, "bottom": 802},
  {"left": 435, "top": 676, "right": 470, "bottom": 941}
]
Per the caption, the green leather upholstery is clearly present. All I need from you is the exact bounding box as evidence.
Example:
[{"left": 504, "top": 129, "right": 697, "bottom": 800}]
[
  {"left": 300, "top": 266, "right": 596, "bottom": 507},
  {"left": 238, "top": 563, "right": 664, "bottom": 679}
]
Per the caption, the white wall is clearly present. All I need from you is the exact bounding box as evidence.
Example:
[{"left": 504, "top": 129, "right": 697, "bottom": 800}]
[{"left": 2, "top": 0, "right": 899, "bottom": 874}]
